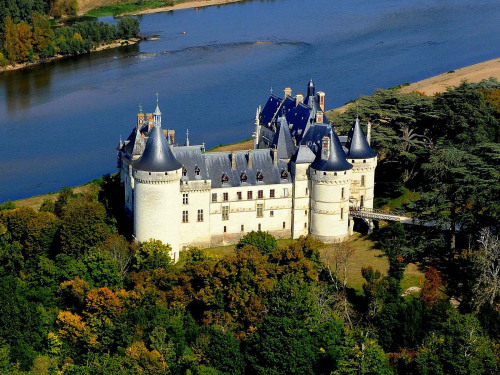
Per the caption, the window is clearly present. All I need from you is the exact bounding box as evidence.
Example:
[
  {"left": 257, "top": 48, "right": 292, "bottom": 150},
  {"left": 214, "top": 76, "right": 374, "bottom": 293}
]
[
  {"left": 247, "top": 191, "right": 253, "bottom": 200},
  {"left": 197, "top": 209, "right": 204, "bottom": 222},
  {"left": 182, "top": 210, "right": 188, "bottom": 223},
  {"left": 341, "top": 207, "right": 344, "bottom": 220},
  {"left": 183, "top": 193, "right": 188, "bottom": 205},
  {"left": 240, "top": 173, "right": 248, "bottom": 183},
  {"left": 304, "top": 222, "right": 307, "bottom": 228},
  {"left": 270, "top": 189, "right": 275, "bottom": 198},
  {"left": 270, "top": 210, "right": 274, "bottom": 217},
  {"left": 241, "top": 225, "right": 244, "bottom": 232},
  {"left": 221, "top": 173, "right": 229, "bottom": 184},
  {"left": 361, "top": 175, "right": 365, "bottom": 187},
  {"left": 341, "top": 187, "right": 345, "bottom": 199},
  {"left": 212, "top": 193, "right": 217, "bottom": 202},
  {"left": 223, "top": 192, "right": 228, "bottom": 202},
  {"left": 182, "top": 167, "right": 187, "bottom": 176},
  {"left": 195, "top": 165, "right": 201, "bottom": 175},
  {"left": 283, "top": 221, "right": 286, "bottom": 229},
  {"left": 256, "top": 203, "right": 263, "bottom": 218},
  {"left": 258, "top": 223, "right": 261, "bottom": 231},
  {"left": 283, "top": 188, "right": 289, "bottom": 197},
  {"left": 222, "top": 206, "right": 229, "bottom": 220},
  {"left": 258, "top": 190, "right": 263, "bottom": 199},
  {"left": 237, "top": 192, "right": 242, "bottom": 200},
  {"left": 305, "top": 210, "right": 308, "bottom": 216},
  {"left": 224, "top": 226, "right": 227, "bottom": 233},
  {"left": 363, "top": 159, "right": 366, "bottom": 163},
  {"left": 360, "top": 195, "right": 364, "bottom": 208},
  {"left": 281, "top": 170, "right": 288, "bottom": 179},
  {"left": 305, "top": 188, "right": 309, "bottom": 195},
  {"left": 256, "top": 171, "right": 263, "bottom": 181}
]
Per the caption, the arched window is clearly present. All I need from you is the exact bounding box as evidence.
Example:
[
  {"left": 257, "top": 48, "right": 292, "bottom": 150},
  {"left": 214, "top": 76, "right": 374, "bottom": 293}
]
[
  {"left": 256, "top": 171, "right": 264, "bottom": 182},
  {"left": 194, "top": 165, "right": 200, "bottom": 176},
  {"left": 240, "top": 172, "right": 248, "bottom": 182},
  {"left": 221, "top": 173, "right": 229, "bottom": 184}
]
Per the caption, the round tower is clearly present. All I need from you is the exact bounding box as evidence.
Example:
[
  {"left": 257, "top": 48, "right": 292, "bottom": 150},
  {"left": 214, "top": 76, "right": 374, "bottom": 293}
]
[
  {"left": 132, "top": 104, "right": 183, "bottom": 261},
  {"left": 345, "top": 118, "right": 377, "bottom": 210},
  {"left": 310, "top": 130, "right": 353, "bottom": 242}
]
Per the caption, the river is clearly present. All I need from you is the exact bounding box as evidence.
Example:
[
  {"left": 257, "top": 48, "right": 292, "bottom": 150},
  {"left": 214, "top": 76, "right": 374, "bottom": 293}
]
[{"left": 1, "top": 0, "right": 499, "bottom": 202}]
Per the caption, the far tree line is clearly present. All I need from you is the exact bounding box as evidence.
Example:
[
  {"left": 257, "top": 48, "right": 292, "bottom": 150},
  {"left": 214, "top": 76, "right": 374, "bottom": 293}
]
[{"left": 0, "top": 13, "right": 140, "bottom": 67}]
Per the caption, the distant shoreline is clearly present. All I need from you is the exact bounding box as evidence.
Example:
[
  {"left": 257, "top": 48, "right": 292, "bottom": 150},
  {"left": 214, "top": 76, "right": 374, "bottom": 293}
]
[
  {"left": 0, "top": 38, "right": 141, "bottom": 74},
  {"left": 125, "top": 0, "right": 245, "bottom": 16}
]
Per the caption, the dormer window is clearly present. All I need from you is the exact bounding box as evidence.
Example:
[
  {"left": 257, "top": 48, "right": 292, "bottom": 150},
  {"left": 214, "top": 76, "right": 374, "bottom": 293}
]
[
  {"left": 221, "top": 173, "right": 229, "bottom": 184},
  {"left": 240, "top": 172, "right": 248, "bottom": 183},
  {"left": 281, "top": 170, "right": 288, "bottom": 179},
  {"left": 195, "top": 165, "right": 200, "bottom": 176},
  {"left": 182, "top": 167, "right": 187, "bottom": 177},
  {"left": 256, "top": 171, "right": 264, "bottom": 182}
]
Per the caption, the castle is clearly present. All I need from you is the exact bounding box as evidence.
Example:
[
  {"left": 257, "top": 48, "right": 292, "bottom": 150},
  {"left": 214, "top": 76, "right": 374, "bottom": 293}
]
[{"left": 117, "top": 80, "right": 377, "bottom": 261}]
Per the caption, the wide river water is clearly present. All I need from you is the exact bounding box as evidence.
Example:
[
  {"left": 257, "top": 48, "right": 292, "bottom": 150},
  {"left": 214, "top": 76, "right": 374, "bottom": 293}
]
[{"left": 1, "top": 0, "right": 500, "bottom": 202}]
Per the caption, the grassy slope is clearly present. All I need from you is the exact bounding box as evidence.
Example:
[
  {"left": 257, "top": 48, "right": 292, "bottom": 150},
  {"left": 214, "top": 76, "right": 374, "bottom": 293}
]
[
  {"left": 12, "top": 183, "right": 97, "bottom": 210},
  {"left": 207, "top": 233, "right": 424, "bottom": 294},
  {"left": 207, "top": 138, "right": 254, "bottom": 152}
]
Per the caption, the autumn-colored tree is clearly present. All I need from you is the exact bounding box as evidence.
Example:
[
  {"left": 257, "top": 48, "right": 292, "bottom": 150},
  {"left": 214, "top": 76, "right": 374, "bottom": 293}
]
[
  {"left": 3, "top": 16, "right": 18, "bottom": 63},
  {"left": 125, "top": 341, "right": 167, "bottom": 374},
  {"left": 420, "top": 267, "right": 444, "bottom": 308},
  {"left": 59, "top": 277, "right": 91, "bottom": 312},
  {"left": 16, "top": 21, "right": 33, "bottom": 62},
  {"left": 135, "top": 239, "right": 172, "bottom": 271},
  {"left": 32, "top": 12, "right": 53, "bottom": 55}
]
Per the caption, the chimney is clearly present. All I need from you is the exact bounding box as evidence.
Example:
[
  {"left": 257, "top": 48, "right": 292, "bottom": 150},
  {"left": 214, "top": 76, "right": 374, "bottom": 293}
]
[
  {"left": 247, "top": 150, "right": 253, "bottom": 169},
  {"left": 321, "top": 136, "right": 330, "bottom": 160},
  {"left": 146, "top": 113, "right": 154, "bottom": 129},
  {"left": 296, "top": 94, "right": 304, "bottom": 105},
  {"left": 367, "top": 121, "right": 372, "bottom": 145},
  {"left": 231, "top": 151, "right": 236, "bottom": 169},
  {"left": 317, "top": 91, "right": 325, "bottom": 111},
  {"left": 316, "top": 111, "right": 324, "bottom": 123},
  {"left": 272, "top": 149, "right": 278, "bottom": 166},
  {"left": 284, "top": 87, "right": 292, "bottom": 97},
  {"left": 137, "top": 112, "right": 144, "bottom": 130}
]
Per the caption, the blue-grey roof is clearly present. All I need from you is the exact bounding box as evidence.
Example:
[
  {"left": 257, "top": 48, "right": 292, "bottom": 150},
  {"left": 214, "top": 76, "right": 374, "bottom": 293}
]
[
  {"left": 290, "top": 145, "right": 316, "bottom": 164},
  {"left": 173, "top": 146, "right": 209, "bottom": 181},
  {"left": 133, "top": 124, "right": 182, "bottom": 172},
  {"left": 272, "top": 116, "right": 296, "bottom": 160},
  {"left": 204, "top": 149, "right": 291, "bottom": 189},
  {"left": 346, "top": 118, "right": 377, "bottom": 159},
  {"left": 122, "top": 127, "right": 146, "bottom": 158},
  {"left": 310, "top": 130, "right": 353, "bottom": 172}
]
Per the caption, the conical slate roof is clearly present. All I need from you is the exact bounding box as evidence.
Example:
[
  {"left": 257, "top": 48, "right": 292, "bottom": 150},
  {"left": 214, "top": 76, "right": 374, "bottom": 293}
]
[
  {"left": 311, "top": 129, "right": 352, "bottom": 171},
  {"left": 345, "top": 118, "right": 377, "bottom": 159},
  {"left": 272, "top": 116, "right": 296, "bottom": 159},
  {"left": 133, "top": 124, "right": 182, "bottom": 172}
]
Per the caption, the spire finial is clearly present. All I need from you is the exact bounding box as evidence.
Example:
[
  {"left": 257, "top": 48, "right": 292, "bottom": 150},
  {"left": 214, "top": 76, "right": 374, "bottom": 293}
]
[
  {"left": 156, "top": 92, "right": 159, "bottom": 105},
  {"left": 185, "top": 129, "right": 190, "bottom": 146},
  {"left": 139, "top": 103, "right": 143, "bottom": 113},
  {"left": 270, "top": 86, "right": 273, "bottom": 94}
]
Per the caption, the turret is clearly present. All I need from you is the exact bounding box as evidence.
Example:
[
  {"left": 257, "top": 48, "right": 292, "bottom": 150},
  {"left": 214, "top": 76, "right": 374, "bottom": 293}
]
[
  {"left": 309, "top": 130, "right": 352, "bottom": 242},
  {"left": 345, "top": 118, "right": 377, "bottom": 209},
  {"left": 133, "top": 101, "right": 183, "bottom": 261}
]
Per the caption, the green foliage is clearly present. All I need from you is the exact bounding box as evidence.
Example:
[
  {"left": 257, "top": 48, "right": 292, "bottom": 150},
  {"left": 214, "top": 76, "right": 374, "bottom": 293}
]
[
  {"left": 0, "top": 200, "right": 15, "bottom": 210},
  {"left": 236, "top": 230, "right": 277, "bottom": 255},
  {"left": 117, "top": 17, "right": 140, "bottom": 39},
  {"left": 57, "top": 199, "right": 111, "bottom": 256},
  {"left": 135, "top": 239, "right": 173, "bottom": 271}
]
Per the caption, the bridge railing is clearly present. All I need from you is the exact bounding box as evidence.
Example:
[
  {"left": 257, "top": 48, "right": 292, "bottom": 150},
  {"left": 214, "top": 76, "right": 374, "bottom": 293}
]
[{"left": 349, "top": 207, "right": 411, "bottom": 221}]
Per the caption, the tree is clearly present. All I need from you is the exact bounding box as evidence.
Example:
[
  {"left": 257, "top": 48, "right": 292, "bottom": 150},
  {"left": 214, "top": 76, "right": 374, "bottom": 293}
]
[
  {"left": 236, "top": 230, "right": 277, "bottom": 256},
  {"left": 117, "top": 18, "right": 140, "bottom": 39},
  {"left": 473, "top": 228, "right": 500, "bottom": 307},
  {"left": 420, "top": 267, "right": 444, "bottom": 308},
  {"left": 16, "top": 21, "right": 33, "bottom": 62},
  {"left": 98, "top": 234, "right": 134, "bottom": 282},
  {"left": 32, "top": 12, "right": 53, "bottom": 55},
  {"left": 57, "top": 199, "right": 110, "bottom": 256},
  {"left": 3, "top": 16, "right": 18, "bottom": 63},
  {"left": 135, "top": 239, "right": 172, "bottom": 271}
]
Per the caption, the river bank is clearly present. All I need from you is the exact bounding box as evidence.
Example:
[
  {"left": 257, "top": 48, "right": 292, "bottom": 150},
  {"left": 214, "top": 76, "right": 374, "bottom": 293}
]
[{"left": 0, "top": 38, "right": 141, "bottom": 74}]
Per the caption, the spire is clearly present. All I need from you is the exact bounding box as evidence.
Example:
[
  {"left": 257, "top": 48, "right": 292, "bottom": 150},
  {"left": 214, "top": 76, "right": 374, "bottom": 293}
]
[
  {"left": 133, "top": 122, "right": 182, "bottom": 172},
  {"left": 272, "top": 115, "right": 296, "bottom": 160},
  {"left": 185, "top": 129, "right": 190, "bottom": 146},
  {"left": 153, "top": 93, "right": 162, "bottom": 126},
  {"left": 307, "top": 78, "right": 315, "bottom": 97},
  {"left": 310, "top": 129, "right": 352, "bottom": 171},
  {"left": 345, "top": 118, "right": 377, "bottom": 159}
]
